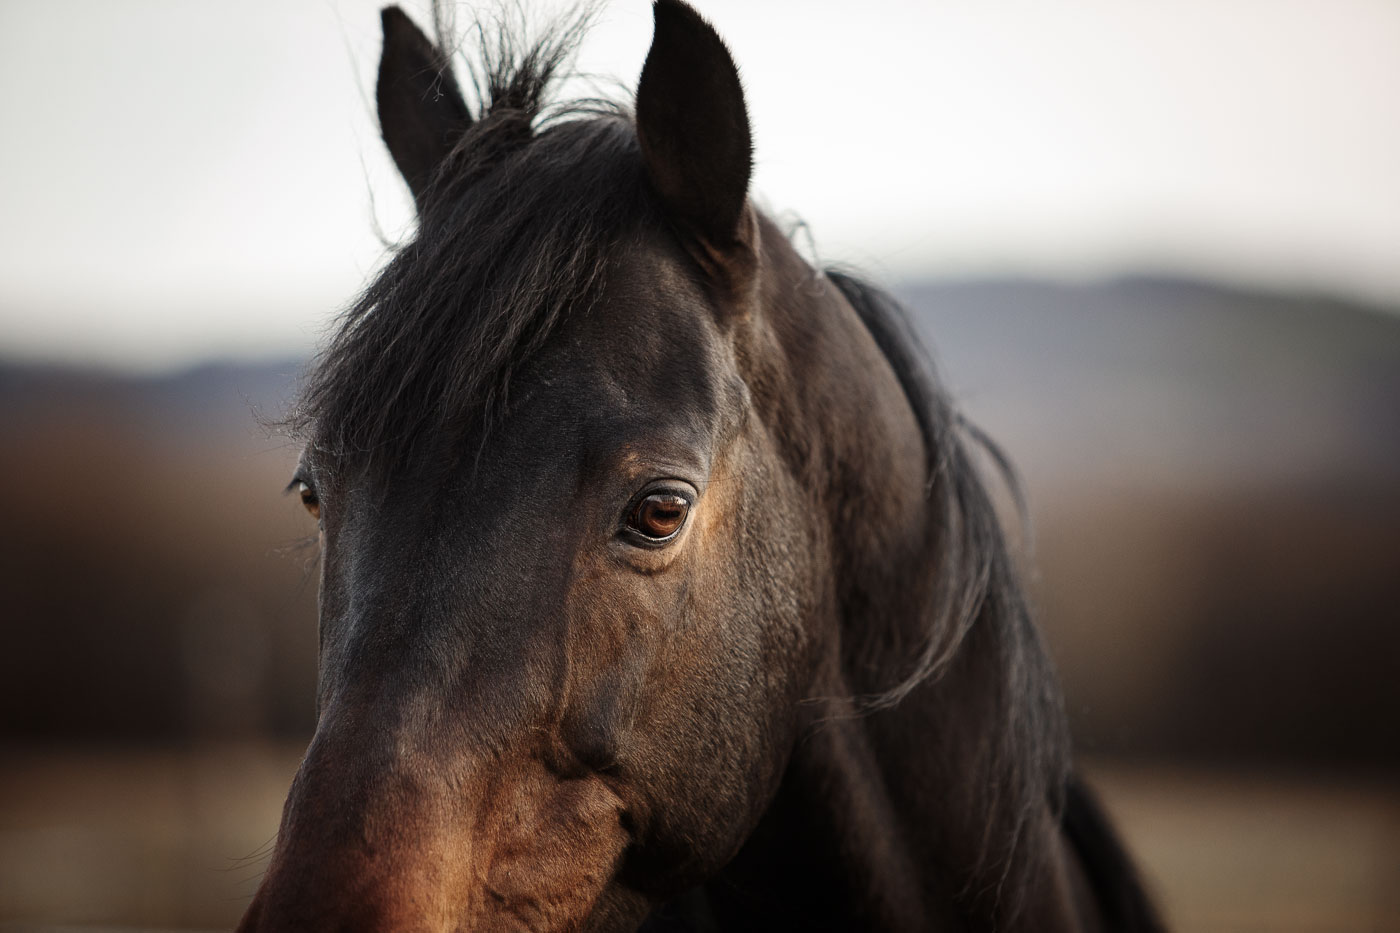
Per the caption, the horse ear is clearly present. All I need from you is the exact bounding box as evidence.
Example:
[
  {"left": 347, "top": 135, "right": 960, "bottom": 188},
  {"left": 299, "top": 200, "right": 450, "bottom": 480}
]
[
  {"left": 377, "top": 6, "right": 472, "bottom": 209},
  {"left": 635, "top": 0, "right": 753, "bottom": 249}
]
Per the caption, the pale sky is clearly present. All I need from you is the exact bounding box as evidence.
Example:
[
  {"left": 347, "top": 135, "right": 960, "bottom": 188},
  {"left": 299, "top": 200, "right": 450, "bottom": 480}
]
[{"left": 1, "top": 0, "right": 1397, "bottom": 370}]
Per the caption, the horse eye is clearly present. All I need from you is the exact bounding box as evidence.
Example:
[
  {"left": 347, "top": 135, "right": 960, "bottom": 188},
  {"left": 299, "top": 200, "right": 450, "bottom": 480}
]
[
  {"left": 295, "top": 481, "right": 321, "bottom": 521},
  {"left": 626, "top": 493, "right": 690, "bottom": 542}
]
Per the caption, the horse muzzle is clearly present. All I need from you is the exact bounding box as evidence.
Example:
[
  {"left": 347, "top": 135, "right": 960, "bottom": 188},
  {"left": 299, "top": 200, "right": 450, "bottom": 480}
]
[{"left": 236, "top": 718, "right": 635, "bottom": 933}]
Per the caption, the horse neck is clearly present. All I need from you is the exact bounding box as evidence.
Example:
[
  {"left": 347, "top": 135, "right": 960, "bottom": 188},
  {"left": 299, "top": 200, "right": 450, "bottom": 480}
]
[
  {"left": 697, "top": 602, "right": 1087, "bottom": 931},
  {"left": 707, "top": 234, "right": 1085, "bottom": 929}
]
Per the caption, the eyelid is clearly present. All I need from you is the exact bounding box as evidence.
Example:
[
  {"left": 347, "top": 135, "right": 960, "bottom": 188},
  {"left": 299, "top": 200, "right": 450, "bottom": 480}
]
[{"left": 625, "top": 480, "right": 696, "bottom": 513}]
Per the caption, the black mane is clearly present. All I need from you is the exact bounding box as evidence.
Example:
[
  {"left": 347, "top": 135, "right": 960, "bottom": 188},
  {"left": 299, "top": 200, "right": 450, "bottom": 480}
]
[{"left": 827, "top": 271, "right": 1071, "bottom": 922}]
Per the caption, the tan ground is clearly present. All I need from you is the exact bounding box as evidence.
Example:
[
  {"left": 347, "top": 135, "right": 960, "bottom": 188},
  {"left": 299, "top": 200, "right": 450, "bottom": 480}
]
[{"left": 0, "top": 744, "right": 1396, "bottom": 931}]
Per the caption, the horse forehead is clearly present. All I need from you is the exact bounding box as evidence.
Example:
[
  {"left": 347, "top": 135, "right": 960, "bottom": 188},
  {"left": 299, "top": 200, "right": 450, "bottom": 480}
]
[{"left": 551, "top": 257, "right": 737, "bottom": 411}]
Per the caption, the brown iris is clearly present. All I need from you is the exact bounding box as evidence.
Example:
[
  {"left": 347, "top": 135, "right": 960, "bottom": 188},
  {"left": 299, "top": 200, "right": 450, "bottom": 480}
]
[
  {"left": 627, "top": 492, "right": 690, "bottom": 541},
  {"left": 296, "top": 481, "right": 321, "bottom": 521}
]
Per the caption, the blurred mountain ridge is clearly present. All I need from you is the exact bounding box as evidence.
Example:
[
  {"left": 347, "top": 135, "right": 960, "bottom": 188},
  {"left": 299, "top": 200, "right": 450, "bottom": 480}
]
[{"left": 899, "top": 276, "right": 1400, "bottom": 489}]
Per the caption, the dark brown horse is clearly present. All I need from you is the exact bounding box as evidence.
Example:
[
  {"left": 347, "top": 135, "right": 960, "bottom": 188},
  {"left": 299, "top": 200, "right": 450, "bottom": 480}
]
[{"left": 239, "top": 2, "right": 1162, "bottom": 930}]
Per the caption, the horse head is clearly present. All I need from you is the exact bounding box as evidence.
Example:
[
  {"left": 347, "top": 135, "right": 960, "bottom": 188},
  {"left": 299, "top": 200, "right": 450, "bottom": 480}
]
[
  {"left": 240, "top": 4, "right": 1161, "bottom": 931},
  {"left": 240, "top": 3, "right": 929, "bottom": 929}
]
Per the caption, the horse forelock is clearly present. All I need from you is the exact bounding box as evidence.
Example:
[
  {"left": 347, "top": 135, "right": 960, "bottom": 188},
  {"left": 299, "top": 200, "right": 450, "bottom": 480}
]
[
  {"left": 285, "top": 5, "right": 648, "bottom": 477},
  {"left": 292, "top": 137, "right": 652, "bottom": 479}
]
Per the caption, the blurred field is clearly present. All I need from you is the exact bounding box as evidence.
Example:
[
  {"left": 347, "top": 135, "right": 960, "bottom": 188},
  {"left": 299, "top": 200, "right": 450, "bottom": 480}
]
[
  {"left": 1091, "top": 763, "right": 1400, "bottom": 933},
  {"left": 0, "top": 744, "right": 1396, "bottom": 932}
]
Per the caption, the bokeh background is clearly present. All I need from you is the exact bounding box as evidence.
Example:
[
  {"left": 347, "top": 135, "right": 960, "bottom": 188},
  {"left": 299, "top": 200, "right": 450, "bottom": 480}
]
[{"left": 2, "top": 1, "right": 1398, "bottom": 930}]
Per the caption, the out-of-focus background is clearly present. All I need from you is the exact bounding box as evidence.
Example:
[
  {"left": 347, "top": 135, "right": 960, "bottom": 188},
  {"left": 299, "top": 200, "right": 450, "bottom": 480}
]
[{"left": 2, "top": 1, "right": 1398, "bottom": 930}]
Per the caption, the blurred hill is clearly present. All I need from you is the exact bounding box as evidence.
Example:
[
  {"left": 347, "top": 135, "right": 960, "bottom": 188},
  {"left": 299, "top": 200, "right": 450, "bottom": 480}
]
[
  {"left": 904, "top": 277, "right": 1400, "bottom": 488},
  {"left": 902, "top": 278, "right": 1400, "bottom": 768},
  {"left": 0, "top": 361, "right": 316, "bottom": 740},
  {"left": 2, "top": 278, "right": 1397, "bottom": 769}
]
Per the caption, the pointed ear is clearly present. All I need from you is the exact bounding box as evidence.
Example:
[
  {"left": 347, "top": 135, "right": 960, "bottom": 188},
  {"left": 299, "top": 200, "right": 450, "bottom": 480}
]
[
  {"left": 635, "top": 0, "right": 753, "bottom": 248},
  {"left": 377, "top": 6, "right": 472, "bottom": 209}
]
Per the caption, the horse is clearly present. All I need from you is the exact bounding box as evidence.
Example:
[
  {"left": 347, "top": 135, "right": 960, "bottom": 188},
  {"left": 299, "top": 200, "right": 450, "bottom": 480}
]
[{"left": 239, "top": 2, "right": 1162, "bottom": 930}]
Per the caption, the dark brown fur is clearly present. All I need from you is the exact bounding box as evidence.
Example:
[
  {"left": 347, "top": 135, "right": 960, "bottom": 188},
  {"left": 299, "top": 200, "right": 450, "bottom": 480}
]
[{"left": 242, "top": 3, "right": 1163, "bottom": 930}]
